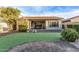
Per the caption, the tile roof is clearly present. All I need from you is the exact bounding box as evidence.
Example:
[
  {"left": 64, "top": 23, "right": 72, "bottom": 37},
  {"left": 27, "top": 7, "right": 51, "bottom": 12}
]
[{"left": 20, "top": 16, "right": 64, "bottom": 20}]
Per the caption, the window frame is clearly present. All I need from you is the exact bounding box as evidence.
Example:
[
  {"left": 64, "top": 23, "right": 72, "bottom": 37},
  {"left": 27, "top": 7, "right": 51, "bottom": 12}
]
[{"left": 48, "top": 21, "right": 59, "bottom": 28}]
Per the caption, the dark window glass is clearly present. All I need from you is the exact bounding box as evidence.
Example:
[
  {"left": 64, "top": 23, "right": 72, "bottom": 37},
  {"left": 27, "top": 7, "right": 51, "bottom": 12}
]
[{"left": 49, "top": 22, "right": 59, "bottom": 27}]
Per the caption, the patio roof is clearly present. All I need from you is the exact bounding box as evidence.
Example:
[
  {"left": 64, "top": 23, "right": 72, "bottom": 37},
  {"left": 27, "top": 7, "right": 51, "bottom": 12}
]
[{"left": 20, "top": 16, "right": 64, "bottom": 20}]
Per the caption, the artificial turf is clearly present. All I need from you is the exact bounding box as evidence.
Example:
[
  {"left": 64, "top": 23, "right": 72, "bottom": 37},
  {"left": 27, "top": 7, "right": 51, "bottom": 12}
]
[{"left": 0, "top": 32, "right": 61, "bottom": 51}]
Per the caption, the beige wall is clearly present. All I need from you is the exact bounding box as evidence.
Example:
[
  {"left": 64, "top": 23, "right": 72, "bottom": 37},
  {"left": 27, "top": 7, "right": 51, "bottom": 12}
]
[
  {"left": 0, "top": 23, "right": 8, "bottom": 33},
  {"left": 71, "top": 17, "right": 79, "bottom": 22}
]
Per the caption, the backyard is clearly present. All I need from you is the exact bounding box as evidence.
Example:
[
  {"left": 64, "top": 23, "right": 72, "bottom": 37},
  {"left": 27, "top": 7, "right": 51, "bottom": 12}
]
[{"left": 0, "top": 32, "right": 61, "bottom": 52}]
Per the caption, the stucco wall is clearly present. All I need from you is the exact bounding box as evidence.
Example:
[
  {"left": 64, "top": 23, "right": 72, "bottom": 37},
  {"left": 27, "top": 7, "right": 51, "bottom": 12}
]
[
  {"left": 0, "top": 23, "right": 8, "bottom": 33},
  {"left": 71, "top": 17, "right": 79, "bottom": 22}
]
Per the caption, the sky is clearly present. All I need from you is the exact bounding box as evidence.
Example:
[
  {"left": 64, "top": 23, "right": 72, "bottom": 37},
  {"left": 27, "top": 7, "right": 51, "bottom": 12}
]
[{"left": 14, "top": 6, "right": 79, "bottom": 19}]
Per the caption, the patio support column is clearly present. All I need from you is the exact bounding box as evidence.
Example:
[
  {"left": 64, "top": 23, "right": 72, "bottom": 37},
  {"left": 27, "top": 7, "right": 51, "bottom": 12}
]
[
  {"left": 45, "top": 20, "right": 48, "bottom": 29},
  {"left": 26, "top": 19, "right": 30, "bottom": 29},
  {"left": 59, "top": 20, "right": 62, "bottom": 29},
  {"left": 29, "top": 20, "right": 31, "bottom": 29},
  {"left": 16, "top": 20, "right": 19, "bottom": 31}
]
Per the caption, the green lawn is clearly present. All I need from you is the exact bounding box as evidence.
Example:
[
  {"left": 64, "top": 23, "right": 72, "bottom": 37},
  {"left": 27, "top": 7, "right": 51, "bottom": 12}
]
[{"left": 0, "top": 32, "right": 61, "bottom": 52}]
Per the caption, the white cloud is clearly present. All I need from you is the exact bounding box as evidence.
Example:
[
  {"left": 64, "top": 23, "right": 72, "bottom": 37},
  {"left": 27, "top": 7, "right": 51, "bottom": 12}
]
[
  {"left": 20, "top": 9, "right": 79, "bottom": 19},
  {"left": 42, "top": 12, "right": 79, "bottom": 19}
]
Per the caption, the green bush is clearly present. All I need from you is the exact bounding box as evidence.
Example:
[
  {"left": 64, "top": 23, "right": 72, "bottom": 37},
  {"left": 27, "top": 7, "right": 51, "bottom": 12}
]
[
  {"left": 61, "top": 28, "right": 79, "bottom": 42},
  {"left": 19, "top": 25, "right": 27, "bottom": 32},
  {"left": 73, "top": 25, "right": 79, "bottom": 32},
  {"left": 66, "top": 25, "right": 79, "bottom": 32}
]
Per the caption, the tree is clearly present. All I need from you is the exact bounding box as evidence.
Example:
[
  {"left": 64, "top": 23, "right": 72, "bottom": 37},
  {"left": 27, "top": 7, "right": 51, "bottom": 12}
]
[{"left": 0, "top": 7, "right": 21, "bottom": 31}]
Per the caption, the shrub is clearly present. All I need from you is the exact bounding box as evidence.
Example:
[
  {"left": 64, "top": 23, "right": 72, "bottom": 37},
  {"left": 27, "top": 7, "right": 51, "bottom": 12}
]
[
  {"left": 65, "top": 25, "right": 79, "bottom": 32},
  {"left": 73, "top": 25, "right": 79, "bottom": 32},
  {"left": 18, "top": 19, "right": 28, "bottom": 32},
  {"left": 19, "top": 25, "right": 27, "bottom": 32},
  {"left": 61, "top": 28, "right": 79, "bottom": 42}
]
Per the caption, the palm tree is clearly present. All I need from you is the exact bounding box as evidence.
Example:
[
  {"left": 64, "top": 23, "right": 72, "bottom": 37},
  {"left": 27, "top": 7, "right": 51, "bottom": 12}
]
[{"left": 0, "top": 7, "right": 21, "bottom": 31}]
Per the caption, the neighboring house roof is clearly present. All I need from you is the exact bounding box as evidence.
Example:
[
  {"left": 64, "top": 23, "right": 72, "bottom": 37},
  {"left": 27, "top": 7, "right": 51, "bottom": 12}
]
[
  {"left": 62, "top": 16, "right": 79, "bottom": 25},
  {"left": 20, "top": 16, "right": 64, "bottom": 20},
  {"left": 63, "top": 16, "right": 79, "bottom": 23},
  {"left": 67, "top": 16, "right": 79, "bottom": 20}
]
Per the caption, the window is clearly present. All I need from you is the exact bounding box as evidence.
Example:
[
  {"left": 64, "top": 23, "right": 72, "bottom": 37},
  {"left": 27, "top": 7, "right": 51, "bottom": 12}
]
[
  {"left": 3, "top": 27, "right": 8, "bottom": 31},
  {"left": 48, "top": 21, "right": 59, "bottom": 27}
]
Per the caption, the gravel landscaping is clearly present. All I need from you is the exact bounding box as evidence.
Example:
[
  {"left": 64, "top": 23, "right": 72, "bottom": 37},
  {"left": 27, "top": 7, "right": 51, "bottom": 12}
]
[{"left": 9, "top": 40, "right": 79, "bottom": 52}]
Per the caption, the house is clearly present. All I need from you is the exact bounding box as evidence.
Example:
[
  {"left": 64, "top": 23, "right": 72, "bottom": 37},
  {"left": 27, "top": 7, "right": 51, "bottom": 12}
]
[
  {"left": 0, "top": 19, "right": 8, "bottom": 33},
  {"left": 19, "top": 16, "right": 64, "bottom": 31},
  {"left": 62, "top": 16, "right": 79, "bottom": 28}
]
